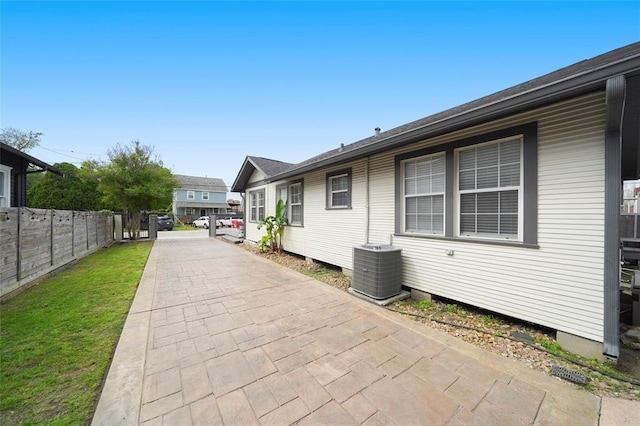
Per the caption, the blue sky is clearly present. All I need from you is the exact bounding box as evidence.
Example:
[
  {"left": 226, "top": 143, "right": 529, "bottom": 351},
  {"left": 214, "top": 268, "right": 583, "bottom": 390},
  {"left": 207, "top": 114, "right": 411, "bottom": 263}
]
[{"left": 2, "top": 1, "right": 639, "bottom": 195}]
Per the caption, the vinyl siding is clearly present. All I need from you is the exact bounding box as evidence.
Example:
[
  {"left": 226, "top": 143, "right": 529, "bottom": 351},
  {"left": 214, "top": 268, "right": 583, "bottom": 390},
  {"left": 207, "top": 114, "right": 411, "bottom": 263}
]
[
  {"left": 245, "top": 169, "right": 271, "bottom": 243},
  {"left": 383, "top": 91, "right": 607, "bottom": 342},
  {"left": 175, "top": 189, "right": 227, "bottom": 203},
  {"left": 249, "top": 91, "right": 606, "bottom": 342}
]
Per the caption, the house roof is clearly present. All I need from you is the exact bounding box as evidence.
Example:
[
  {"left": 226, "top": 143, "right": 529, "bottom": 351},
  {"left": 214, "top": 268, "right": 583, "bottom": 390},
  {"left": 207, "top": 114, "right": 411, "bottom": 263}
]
[
  {"left": 175, "top": 174, "right": 228, "bottom": 192},
  {"left": 232, "top": 42, "right": 640, "bottom": 191},
  {"left": 231, "top": 156, "right": 295, "bottom": 192},
  {"left": 0, "top": 142, "right": 64, "bottom": 176}
]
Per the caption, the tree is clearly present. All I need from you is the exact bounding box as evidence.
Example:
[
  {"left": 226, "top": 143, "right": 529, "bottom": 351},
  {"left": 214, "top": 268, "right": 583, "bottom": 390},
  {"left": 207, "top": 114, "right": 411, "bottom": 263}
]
[
  {"left": 27, "top": 162, "right": 103, "bottom": 211},
  {"left": 0, "top": 127, "right": 42, "bottom": 152},
  {"left": 96, "top": 140, "right": 178, "bottom": 239}
]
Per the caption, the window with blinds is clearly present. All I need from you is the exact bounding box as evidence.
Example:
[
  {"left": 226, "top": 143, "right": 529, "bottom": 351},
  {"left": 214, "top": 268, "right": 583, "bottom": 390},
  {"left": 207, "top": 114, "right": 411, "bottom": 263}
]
[
  {"left": 326, "top": 169, "right": 352, "bottom": 209},
  {"left": 457, "top": 138, "right": 522, "bottom": 239},
  {"left": 330, "top": 174, "right": 349, "bottom": 207},
  {"left": 403, "top": 153, "right": 445, "bottom": 234}
]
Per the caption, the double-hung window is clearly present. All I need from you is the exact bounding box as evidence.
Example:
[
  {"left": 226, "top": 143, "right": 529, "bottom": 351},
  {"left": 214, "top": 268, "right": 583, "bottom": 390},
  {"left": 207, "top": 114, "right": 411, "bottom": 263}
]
[
  {"left": 187, "top": 190, "right": 195, "bottom": 200},
  {"left": 277, "top": 180, "right": 304, "bottom": 226},
  {"left": 249, "top": 189, "right": 265, "bottom": 222},
  {"left": 289, "top": 183, "right": 303, "bottom": 225},
  {"left": 457, "top": 138, "right": 521, "bottom": 239},
  {"left": 326, "top": 169, "right": 352, "bottom": 209},
  {"left": 402, "top": 154, "right": 445, "bottom": 234},
  {"left": 202, "top": 192, "right": 209, "bottom": 200},
  {"left": 395, "top": 123, "right": 536, "bottom": 245}
]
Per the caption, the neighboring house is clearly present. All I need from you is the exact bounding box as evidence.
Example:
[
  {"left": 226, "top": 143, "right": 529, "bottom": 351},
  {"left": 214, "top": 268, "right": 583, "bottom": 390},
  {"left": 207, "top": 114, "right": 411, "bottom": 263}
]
[
  {"left": 172, "top": 174, "right": 229, "bottom": 223},
  {"left": 227, "top": 199, "right": 242, "bottom": 213},
  {"left": 232, "top": 42, "right": 640, "bottom": 361},
  {"left": 0, "top": 142, "right": 63, "bottom": 207}
]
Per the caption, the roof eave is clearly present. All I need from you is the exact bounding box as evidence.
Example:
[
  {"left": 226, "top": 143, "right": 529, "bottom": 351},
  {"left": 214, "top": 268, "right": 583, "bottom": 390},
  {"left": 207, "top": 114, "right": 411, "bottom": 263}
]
[
  {"left": 231, "top": 157, "right": 258, "bottom": 193},
  {"left": 272, "top": 55, "right": 640, "bottom": 182},
  {"left": 0, "top": 143, "right": 64, "bottom": 176}
]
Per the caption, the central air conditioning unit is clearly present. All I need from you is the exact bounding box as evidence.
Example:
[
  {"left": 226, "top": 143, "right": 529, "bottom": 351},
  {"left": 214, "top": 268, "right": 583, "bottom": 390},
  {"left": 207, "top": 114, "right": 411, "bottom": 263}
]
[{"left": 352, "top": 244, "right": 402, "bottom": 299}]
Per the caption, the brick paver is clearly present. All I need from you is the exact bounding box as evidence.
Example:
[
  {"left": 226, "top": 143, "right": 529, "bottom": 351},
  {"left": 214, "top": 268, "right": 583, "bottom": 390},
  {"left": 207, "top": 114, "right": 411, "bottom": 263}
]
[{"left": 92, "top": 232, "right": 639, "bottom": 425}]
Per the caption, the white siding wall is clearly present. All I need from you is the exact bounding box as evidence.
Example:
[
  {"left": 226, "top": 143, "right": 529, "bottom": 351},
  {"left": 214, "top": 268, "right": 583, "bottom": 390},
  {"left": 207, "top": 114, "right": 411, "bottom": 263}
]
[
  {"left": 376, "top": 92, "right": 607, "bottom": 342},
  {"left": 244, "top": 181, "right": 270, "bottom": 244},
  {"left": 246, "top": 92, "right": 606, "bottom": 342},
  {"left": 292, "top": 164, "right": 368, "bottom": 267}
]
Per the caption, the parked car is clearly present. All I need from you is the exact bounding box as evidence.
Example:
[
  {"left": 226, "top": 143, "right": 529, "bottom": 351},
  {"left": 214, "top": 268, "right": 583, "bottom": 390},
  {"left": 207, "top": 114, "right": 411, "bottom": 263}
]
[
  {"left": 220, "top": 217, "right": 244, "bottom": 227},
  {"left": 193, "top": 216, "right": 210, "bottom": 229},
  {"left": 157, "top": 215, "right": 174, "bottom": 231}
]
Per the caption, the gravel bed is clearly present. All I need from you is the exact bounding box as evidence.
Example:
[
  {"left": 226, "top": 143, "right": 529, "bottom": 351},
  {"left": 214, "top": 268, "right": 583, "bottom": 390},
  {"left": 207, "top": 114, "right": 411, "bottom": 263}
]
[{"left": 237, "top": 241, "right": 640, "bottom": 401}]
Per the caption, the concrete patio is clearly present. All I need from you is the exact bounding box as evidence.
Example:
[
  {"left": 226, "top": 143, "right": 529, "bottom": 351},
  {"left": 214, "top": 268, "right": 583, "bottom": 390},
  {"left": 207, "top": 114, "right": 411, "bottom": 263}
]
[{"left": 92, "top": 230, "right": 640, "bottom": 425}]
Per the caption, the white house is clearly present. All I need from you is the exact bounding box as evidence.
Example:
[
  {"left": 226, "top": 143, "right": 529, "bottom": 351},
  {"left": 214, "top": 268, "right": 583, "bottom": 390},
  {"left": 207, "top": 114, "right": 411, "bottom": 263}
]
[{"left": 232, "top": 42, "right": 640, "bottom": 361}]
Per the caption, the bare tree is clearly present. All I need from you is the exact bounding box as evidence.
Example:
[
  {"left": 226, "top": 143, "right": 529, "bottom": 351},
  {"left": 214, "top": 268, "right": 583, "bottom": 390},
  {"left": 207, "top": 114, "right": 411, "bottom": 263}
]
[{"left": 0, "top": 127, "right": 42, "bottom": 152}]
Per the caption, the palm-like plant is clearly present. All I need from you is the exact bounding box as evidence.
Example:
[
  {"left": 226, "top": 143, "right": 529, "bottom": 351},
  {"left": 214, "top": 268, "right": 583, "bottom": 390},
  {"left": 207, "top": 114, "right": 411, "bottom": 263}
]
[{"left": 258, "top": 199, "right": 288, "bottom": 253}]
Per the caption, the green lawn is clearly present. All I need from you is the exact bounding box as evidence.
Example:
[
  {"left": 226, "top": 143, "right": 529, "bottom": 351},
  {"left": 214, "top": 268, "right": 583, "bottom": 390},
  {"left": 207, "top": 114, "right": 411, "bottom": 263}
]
[{"left": 0, "top": 241, "right": 153, "bottom": 425}]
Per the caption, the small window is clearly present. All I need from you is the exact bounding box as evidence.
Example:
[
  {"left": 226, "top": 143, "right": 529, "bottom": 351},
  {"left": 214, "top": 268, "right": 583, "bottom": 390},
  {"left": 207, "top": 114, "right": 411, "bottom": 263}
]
[
  {"left": 249, "top": 189, "right": 265, "bottom": 222},
  {"left": 202, "top": 192, "right": 209, "bottom": 200},
  {"left": 185, "top": 208, "right": 192, "bottom": 215},
  {"left": 187, "top": 191, "right": 195, "bottom": 200},
  {"left": 326, "top": 169, "right": 352, "bottom": 209}
]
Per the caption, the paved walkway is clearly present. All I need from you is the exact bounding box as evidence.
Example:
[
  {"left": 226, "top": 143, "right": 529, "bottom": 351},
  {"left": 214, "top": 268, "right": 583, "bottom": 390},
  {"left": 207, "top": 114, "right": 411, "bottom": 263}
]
[{"left": 93, "top": 231, "right": 640, "bottom": 425}]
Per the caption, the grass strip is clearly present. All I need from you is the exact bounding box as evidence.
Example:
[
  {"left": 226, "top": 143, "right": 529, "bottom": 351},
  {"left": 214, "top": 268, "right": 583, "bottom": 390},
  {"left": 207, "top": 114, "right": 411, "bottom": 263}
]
[{"left": 0, "top": 241, "right": 153, "bottom": 425}]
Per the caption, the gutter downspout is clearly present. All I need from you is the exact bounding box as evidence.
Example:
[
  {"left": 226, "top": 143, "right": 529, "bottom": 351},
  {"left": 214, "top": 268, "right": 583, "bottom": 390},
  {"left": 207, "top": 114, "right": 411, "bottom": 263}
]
[
  {"left": 365, "top": 157, "right": 370, "bottom": 244},
  {"left": 240, "top": 193, "right": 246, "bottom": 239},
  {"left": 603, "top": 75, "right": 626, "bottom": 360}
]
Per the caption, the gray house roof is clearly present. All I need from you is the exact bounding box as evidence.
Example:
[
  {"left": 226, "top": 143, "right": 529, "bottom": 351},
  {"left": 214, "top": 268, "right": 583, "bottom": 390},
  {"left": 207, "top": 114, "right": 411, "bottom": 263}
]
[
  {"left": 231, "top": 156, "right": 295, "bottom": 192},
  {"left": 232, "top": 42, "right": 640, "bottom": 192},
  {"left": 175, "top": 174, "right": 228, "bottom": 192}
]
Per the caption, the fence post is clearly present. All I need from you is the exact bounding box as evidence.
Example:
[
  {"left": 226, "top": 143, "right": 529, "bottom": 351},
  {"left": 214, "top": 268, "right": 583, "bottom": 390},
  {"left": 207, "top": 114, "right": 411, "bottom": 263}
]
[
  {"left": 85, "top": 213, "right": 89, "bottom": 250},
  {"left": 72, "top": 211, "right": 75, "bottom": 256},
  {"left": 50, "top": 210, "right": 55, "bottom": 266},
  {"left": 149, "top": 214, "right": 158, "bottom": 240},
  {"left": 16, "top": 207, "right": 21, "bottom": 281}
]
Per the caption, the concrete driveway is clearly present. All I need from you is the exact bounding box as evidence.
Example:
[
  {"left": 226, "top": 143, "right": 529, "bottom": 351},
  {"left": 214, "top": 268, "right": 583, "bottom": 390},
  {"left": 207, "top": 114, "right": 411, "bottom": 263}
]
[{"left": 93, "top": 233, "right": 640, "bottom": 425}]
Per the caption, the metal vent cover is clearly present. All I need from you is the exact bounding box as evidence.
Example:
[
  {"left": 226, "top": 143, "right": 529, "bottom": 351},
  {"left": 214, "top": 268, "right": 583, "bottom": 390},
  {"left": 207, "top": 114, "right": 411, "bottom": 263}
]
[
  {"left": 551, "top": 365, "right": 589, "bottom": 385},
  {"left": 352, "top": 244, "right": 402, "bottom": 299}
]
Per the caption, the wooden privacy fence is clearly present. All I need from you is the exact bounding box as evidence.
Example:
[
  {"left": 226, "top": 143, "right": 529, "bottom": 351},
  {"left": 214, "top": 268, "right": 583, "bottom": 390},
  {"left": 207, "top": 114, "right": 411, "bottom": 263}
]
[{"left": 0, "top": 207, "right": 115, "bottom": 298}]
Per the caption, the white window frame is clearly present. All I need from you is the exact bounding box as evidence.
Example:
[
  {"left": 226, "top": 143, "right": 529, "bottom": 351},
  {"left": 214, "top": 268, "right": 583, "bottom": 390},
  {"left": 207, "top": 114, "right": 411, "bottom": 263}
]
[
  {"left": 0, "top": 165, "right": 11, "bottom": 208},
  {"left": 202, "top": 192, "right": 209, "bottom": 200},
  {"left": 401, "top": 153, "right": 445, "bottom": 235},
  {"left": 249, "top": 189, "right": 265, "bottom": 223},
  {"left": 277, "top": 180, "right": 304, "bottom": 226},
  {"left": 326, "top": 168, "right": 352, "bottom": 209},
  {"left": 289, "top": 182, "right": 303, "bottom": 225},
  {"left": 455, "top": 136, "right": 523, "bottom": 241},
  {"left": 187, "top": 190, "right": 195, "bottom": 200}
]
